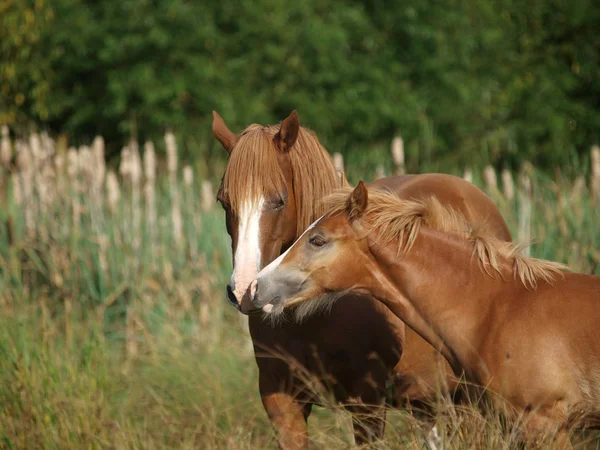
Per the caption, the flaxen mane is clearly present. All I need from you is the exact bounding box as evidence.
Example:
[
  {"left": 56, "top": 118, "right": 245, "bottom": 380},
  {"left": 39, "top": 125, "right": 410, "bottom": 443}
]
[
  {"left": 323, "top": 188, "right": 568, "bottom": 290},
  {"left": 220, "top": 123, "right": 340, "bottom": 234}
]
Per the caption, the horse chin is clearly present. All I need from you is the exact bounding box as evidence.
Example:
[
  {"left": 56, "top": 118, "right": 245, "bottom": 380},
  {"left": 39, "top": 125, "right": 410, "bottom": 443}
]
[
  {"left": 261, "top": 301, "right": 287, "bottom": 326},
  {"left": 262, "top": 303, "right": 275, "bottom": 314},
  {"left": 290, "top": 291, "right": 343, "bottom": 323},
  {"left": 256, "top": 292, "right": 280, "bottom": 313}
]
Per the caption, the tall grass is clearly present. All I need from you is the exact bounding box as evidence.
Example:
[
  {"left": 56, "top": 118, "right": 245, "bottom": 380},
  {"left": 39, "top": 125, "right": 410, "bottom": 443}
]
[{"left": 0, "top": 128, "right": 598, "bottom": 448}]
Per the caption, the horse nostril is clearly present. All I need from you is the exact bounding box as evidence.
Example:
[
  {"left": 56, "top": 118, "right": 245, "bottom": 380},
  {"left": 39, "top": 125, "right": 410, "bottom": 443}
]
[{"left": 226, "top": 284, "right": 239, "bottom": 307}]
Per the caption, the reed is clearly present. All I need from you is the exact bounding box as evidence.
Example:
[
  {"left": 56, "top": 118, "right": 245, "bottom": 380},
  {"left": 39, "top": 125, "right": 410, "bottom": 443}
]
[
  {"left": 483, "top": 164, "right": 499, "bottom": 196},
  {"left": 130, "top": 140, "right": 143, "bottom": 254},
  {"left": 201, "top": 179, "right": 214, "bottom": 212},
  {"left": 591, "top": 145, "right": 600, "bottom": 204},
  {"left": 501, "top": 168, "right": 515, "bottom": 200},
  {"left": 106, "top": 169, "right": 121, "bottom": 215},
  {"left": 0, "top": 125, "right": 10, "bottom": 168},
  {"left": 144, "top": 141, "right": 157, "bottom": 258},
  {"left": 391, "top": 136, "right": 405, "bottom": 175},
  {"left": 66, "top": 146, "right": 80, "bottom": 232},
  {"left": 16, "top": 140, "right": 34, "bottom": 236},
  {"left": 183, "top": 164, "right": 197, "bottom": 260},
  {"left": 463, "top": 168, "right": 473, "bottom": 183},
  {"left": 166, "top": 130, "right": 184, "bottom": 249},
  {"left": 518, "top": 164, "right": 533, "bottom": 256},
  {"left": 333, "top": 152, "right": 345, "bottom": 184}
]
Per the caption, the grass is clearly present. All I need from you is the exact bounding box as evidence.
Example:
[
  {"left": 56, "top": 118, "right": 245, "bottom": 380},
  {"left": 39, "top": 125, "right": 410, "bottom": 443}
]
[
  {"left": 0, "top": 133, "right": 598, "bottom": 448},
  {"left": 0, "top": 309, "right": 273, "bottom": 449}
]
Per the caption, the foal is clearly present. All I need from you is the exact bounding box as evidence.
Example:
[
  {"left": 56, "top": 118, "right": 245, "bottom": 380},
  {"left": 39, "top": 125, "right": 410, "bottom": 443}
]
[{"left": 252, "top": 181, "right": 600, "bottom": 448}]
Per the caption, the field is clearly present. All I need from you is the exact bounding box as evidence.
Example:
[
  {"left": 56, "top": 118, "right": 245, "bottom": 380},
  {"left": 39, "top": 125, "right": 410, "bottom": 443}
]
[{"left": 0, "top": 128, "right": 599, "bottom": 449}]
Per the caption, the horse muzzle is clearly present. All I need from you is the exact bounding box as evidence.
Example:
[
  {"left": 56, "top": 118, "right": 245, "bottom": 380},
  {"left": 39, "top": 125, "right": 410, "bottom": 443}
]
[{"left": 250, "top": 276, "right": 292, "bottom": 314}]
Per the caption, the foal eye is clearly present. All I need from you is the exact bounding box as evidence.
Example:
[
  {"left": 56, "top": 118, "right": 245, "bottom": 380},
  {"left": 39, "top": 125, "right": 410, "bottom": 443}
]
[{"left": 309, "top": 236, "right": 327, "bottom": 247}]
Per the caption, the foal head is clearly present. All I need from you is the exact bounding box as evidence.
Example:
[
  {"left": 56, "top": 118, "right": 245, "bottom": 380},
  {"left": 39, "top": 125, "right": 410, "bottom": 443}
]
[
  {"left": 251, "top": 181, "right": 374, "bottom": 318},
  {"left": 213, "top": 111, "right": 339, "bottom": 313}
]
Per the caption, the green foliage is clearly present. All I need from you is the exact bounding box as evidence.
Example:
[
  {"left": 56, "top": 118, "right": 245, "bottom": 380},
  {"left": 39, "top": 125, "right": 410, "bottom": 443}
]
[
  {"left": 0, "top": 0, "right": 55, "bottom": 126},
  {"left": 0, "top": 310, "right": 276, "bottom": 449},
  {"left": 2, "top": 0, "right": 600, "bottom": 168}
]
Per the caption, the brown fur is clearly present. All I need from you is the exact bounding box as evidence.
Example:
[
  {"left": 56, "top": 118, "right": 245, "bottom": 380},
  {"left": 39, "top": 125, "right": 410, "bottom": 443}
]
[{"left": 324, "top": 188, "right": 568, "bottom": 290}]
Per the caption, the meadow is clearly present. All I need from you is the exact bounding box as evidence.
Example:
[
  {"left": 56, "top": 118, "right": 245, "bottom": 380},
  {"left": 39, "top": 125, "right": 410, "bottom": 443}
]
[{"left": 0, "top": 126, "right": 598, "bottom": 449}]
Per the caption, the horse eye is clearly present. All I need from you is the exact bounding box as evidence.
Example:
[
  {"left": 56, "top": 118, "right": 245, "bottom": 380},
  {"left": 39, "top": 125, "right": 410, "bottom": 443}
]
[
  {"left": 309, "top": 236, "right": 327, "bottom": 247},
  {"left": 272, "top": 199, "right": 285, "bottom": 211}
]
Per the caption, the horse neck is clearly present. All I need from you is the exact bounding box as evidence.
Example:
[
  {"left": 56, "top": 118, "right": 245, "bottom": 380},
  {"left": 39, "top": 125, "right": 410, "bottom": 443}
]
[{"left": 366, "top": 227, "right": 517, "bottom": 377}]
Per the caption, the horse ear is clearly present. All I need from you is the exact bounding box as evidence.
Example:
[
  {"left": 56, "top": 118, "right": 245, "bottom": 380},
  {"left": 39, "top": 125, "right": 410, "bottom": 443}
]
[
  {"left": 212, "top": 110, "right": 238, "bottom": 153},
  {"left": 273, "top": 110, "right": 300, "bottom": 153},
  {"left": 347, "top": 180, "right": 368, "bottom": 222}
]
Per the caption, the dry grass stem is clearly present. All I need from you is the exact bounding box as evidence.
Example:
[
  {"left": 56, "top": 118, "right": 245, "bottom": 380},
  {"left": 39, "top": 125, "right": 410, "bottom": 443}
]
[
  {"left": 391, "top": 136, "right": 405, "bottom": 175},
  {"left": 501, "top": 168, "right": 515, "bottom": 200}
]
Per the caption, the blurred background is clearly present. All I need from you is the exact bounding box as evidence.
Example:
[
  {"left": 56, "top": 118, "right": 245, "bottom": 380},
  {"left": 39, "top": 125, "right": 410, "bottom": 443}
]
[
  {"left": 2, "top": 0, "right": 600, "bottom": 175},
  {"left": 0, "top": 1, "right": 599, "bottom": 449}
]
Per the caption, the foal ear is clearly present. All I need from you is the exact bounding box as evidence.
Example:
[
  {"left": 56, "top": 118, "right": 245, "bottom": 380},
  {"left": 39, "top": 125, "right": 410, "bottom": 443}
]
[
  {"left": 347, "top": 180, "right": 368, "bottom": 222},
  {"left": 273, "top": 110, "right": 300, "bottom": 153},
  {"left": 212, "top": 110, "right": 238, "bottom": 153}
]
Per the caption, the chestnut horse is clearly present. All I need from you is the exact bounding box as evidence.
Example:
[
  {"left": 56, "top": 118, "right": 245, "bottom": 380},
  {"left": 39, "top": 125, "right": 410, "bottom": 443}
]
[
  {"left": 213, "top": 110, "right": 512, "bottom": 448},
  {"left": 251, "top": 182, "right": 600, "bottom": 449}
]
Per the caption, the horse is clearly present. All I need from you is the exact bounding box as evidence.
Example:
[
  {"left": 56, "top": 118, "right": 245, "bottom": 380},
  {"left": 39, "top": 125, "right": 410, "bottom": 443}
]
[
  {"left": 251, "top": 181, "right": 600, "bottom": 449},
  {"left": 212, "top": 110, "right": 513, "bottom": 449}
]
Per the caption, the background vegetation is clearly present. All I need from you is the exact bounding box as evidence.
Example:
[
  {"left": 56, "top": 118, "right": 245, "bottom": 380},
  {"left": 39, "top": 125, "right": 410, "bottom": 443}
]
[
  {"left": 2, "top": 0, "right": 599, "bottom": 171},
  {"left": 1, "top": 0, "right": 599, "bottom": 447}
]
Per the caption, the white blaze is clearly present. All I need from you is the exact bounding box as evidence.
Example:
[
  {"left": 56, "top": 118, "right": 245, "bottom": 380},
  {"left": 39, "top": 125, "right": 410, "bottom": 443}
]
[{"left": 231, "top": 198, "right": 264, "bottom": 301}]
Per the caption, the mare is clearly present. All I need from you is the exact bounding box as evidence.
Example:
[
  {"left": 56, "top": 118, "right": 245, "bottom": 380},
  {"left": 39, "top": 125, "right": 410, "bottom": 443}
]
[
  {"left": 213, "top": 110, "right": 512, "bottom": 448},
  {"left": 251, "top": 181, "right": 600, "bottom": 449}
]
